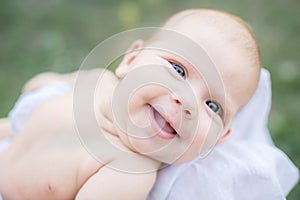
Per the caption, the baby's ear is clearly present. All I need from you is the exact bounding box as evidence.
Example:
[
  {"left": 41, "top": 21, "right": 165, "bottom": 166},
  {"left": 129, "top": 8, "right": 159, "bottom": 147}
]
[
  {"left": 115, "top": 39, "right": 144, "bottom": 78},
  {"left": 216, "top": 128, "right": 232, "bottom": 145}
]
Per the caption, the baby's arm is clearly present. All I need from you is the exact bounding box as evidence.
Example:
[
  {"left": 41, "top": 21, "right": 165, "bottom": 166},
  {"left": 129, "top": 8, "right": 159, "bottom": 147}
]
[
  {"left": 22, "top": 71, "right": 77, "bottom": 93},
  {"left": 76, "top": 162, "right": 157, "bottom": 200},
  {"left": 22, "top": 68, "right": 108, "bottom": 93}
]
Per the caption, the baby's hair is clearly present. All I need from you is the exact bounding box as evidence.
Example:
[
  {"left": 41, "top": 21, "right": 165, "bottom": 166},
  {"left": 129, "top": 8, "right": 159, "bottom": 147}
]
[{"left": 146, "top": 9, "right": 261, "bottom": 69}]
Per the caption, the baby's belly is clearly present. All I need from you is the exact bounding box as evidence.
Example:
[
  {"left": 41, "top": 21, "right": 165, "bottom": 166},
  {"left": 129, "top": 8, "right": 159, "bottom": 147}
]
[{"left": 0, "top": 137, "right": 104, "bottom": 200}]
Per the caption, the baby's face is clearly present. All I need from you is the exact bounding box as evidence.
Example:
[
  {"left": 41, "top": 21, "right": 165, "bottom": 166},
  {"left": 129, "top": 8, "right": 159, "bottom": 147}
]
[{"left": 113, "top": 15, "right": 259, "bottom": 164}]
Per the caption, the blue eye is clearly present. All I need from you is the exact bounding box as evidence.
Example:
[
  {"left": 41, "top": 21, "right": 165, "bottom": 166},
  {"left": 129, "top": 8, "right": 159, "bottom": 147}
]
[
  {"left": 206, "top": 100, "right": 222, "bottom": 116},
  {"left": 171, "top": 62, "right": 185, "bottom": 78}
]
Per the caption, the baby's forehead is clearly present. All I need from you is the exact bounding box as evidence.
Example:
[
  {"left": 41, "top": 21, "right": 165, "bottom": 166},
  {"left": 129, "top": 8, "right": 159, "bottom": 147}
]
[
  {"left": 162, "top": 10, "right": 258, "bottom": 55},
  {"left": 165, "top": 10, "right": 248, "bottom": 36}
]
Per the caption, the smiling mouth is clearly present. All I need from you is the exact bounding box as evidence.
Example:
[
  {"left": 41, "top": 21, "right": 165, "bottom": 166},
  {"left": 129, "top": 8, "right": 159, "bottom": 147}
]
[{"left": 149, "top": 105, "right": 178, "bottom": 139}]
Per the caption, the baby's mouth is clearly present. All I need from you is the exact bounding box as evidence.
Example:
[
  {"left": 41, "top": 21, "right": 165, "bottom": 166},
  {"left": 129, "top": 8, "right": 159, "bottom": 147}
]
[{"left": 149, "top": 105, "right": 178, "bottom": 139}]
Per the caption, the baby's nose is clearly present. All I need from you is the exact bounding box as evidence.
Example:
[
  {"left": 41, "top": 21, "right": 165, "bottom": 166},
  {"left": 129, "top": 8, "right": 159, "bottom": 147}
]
[{"left": 171, "top": 95, "right": 197, "bottom": 120}]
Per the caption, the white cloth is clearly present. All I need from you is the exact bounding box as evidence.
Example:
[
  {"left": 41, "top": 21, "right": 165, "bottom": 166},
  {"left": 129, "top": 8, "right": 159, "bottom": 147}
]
[
  {"left": 8, "top": 82, "right": 72, "bottom": 133},
  {"left": 147, "top": 69, "right": 299, "bottom": 200},
  {"left": 0, "top": 83, "right": 71, "bottom": 152}
]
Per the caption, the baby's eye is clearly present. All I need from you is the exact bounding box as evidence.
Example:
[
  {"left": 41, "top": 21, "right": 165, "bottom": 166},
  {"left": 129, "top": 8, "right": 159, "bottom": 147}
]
[
  {"left": 171, "top": 62, "right": 186, "bottom": 78},
  {"left": 206, "top": 100, "right": 222, "bottom": 116}
]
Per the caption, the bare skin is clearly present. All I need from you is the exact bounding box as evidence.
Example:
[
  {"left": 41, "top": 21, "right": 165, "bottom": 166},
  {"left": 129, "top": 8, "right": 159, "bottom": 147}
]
[
  {"left": 0, "top": 9, "right": 260, "bottom": 200},
  {"left": 0, "top": 119, "right": 14, "bottom": 140},
  {"left": 0, "top": 70, "right": 158, "bottom": 200}
]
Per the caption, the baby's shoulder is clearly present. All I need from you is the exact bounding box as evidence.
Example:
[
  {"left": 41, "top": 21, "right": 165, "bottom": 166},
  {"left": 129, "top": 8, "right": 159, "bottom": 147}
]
[{"left": 82, "top": 68, "right": 118, "bottom": 84}]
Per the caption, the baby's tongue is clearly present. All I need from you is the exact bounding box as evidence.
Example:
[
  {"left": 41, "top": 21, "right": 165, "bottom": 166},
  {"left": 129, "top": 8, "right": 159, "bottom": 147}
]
[{"left": 154, "top": 110, "right": 174, "bottom": 133}]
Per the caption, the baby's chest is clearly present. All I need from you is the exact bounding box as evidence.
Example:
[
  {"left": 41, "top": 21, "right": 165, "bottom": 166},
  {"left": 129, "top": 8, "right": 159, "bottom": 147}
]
[{"left": 1, "top": 137, "right": 104, "bottom": 199}]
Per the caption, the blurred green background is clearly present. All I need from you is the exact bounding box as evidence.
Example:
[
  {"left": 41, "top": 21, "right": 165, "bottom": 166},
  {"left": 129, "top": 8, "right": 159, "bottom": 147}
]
[{"left": 0, "top": 0, "right": 299, "bottom": 198}]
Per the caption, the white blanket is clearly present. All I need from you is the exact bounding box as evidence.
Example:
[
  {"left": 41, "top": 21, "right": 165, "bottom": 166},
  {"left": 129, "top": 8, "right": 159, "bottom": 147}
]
[{"left": 147, "top": 69, "right": 299, "bottom": 200}]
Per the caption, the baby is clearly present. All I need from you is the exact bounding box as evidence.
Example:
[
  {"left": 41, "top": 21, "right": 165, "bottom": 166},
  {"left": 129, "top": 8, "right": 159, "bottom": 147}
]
[{"left": 0, "top": 9, "right": 261, "bottom": 199}]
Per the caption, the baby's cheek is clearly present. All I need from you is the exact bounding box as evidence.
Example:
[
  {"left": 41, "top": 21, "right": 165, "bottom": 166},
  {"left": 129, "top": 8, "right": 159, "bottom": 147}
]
[
  {"left": 205, "top": 120, "right": 223, "bottom": 150},
  {"left": 192, "top": 117, "right": 223, "bottom": 156}
]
